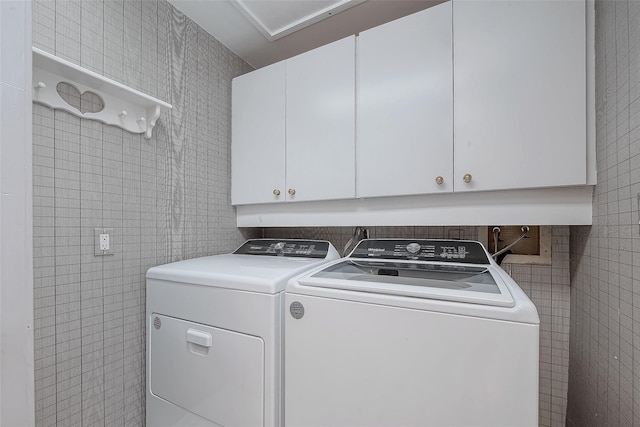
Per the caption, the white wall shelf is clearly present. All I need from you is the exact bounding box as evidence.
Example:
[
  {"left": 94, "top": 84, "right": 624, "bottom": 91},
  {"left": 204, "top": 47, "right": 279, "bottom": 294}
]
[{"left": 32, "top": 47, "right": 172, "bottom": 139}]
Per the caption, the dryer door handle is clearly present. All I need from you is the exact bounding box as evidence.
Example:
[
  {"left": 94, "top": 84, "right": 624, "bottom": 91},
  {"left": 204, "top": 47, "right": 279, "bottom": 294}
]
[{"left": 186, "top": 328, "right": 213, "bottom": 348}]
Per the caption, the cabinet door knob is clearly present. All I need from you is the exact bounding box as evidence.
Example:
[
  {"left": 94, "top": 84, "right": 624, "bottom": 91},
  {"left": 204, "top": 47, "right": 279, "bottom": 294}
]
[
  {"left": 288, "top": 188, "right": 296, "bottom": 196},
  {"left": 463, "top": 173, "right": 472, "bottom": 184},
  {"left": 273, "top": 189, "right": 281, "bottom": 196},
  {"left": 435, "top": 176, "right": 444, "bottom": 185}
]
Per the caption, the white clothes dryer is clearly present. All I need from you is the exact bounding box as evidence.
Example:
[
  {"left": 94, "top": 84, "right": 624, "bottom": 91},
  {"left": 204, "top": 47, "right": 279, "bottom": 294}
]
[
  {"left": 285, "top": 239, "right": 539, "bottom": 427},
  {"left": 146, "top": 239, "right": 339, "bottom": 427}
]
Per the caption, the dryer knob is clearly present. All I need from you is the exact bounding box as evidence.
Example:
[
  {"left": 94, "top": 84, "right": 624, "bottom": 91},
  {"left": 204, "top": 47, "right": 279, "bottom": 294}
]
[{"left": 406, "top": 243, "right": 421, "bottom": 254}]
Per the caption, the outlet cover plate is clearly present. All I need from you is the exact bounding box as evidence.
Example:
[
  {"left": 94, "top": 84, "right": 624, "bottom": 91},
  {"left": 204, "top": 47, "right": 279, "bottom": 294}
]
[{"left": 94, "top": 228, "right": 114, "bottom": 256}]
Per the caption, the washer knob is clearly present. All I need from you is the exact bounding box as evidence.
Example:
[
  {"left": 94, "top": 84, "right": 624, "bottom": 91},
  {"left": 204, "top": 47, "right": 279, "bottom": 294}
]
[
  {"left": 463, "top": 173, "right": 472, "bottom": 184},
  {"left": 406, "top": 243, "right": 421, "bottom": 254},
  {"left": 273, "top": 189, "right": 281, "bottom": 196},
  {"left": 288, "top": 188, "right": 296, "bottom": 196},
  {"left": 274, "top": 242, "right": 285, "bottom": 251},
  {"left": 435, "top": 176, "right": 444, "bottom": 185}
]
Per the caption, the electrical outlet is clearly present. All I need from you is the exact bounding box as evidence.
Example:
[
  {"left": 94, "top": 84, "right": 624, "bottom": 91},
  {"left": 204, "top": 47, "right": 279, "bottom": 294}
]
[
  {"left": 99, "top": 233, "right": 110, "bottom": 250},
  {"left": 95, "top": 228, "right": 115, "bottom": 256}
]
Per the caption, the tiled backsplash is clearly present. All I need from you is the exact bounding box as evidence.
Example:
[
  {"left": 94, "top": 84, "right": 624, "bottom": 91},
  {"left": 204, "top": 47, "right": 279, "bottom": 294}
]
[
  {"left": 32, "top": 1, "right": 256, "bottom": 425},
  {"left": 263, "top": 225, "right": 571, "bottom": 427}
]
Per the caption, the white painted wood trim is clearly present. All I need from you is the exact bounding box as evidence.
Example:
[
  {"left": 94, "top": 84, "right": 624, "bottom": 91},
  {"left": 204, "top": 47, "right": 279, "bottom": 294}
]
[
  {"left": 0, "top": 1, "right": 35, "bottom": 425},
  {"left": 236, "top": 186, "right": 594, "bottom": 227},
  {"left": 586, "top": 0, "right": 597, "bottom": 185},
  {"left": 229, "top": 0, "right": 366, "bottom": 41}
]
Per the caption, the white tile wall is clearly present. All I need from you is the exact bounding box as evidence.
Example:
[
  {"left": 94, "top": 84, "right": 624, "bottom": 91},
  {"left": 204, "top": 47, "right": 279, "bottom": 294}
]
[
  {"left": 568, "top": 1, "right": 640, "bottom": 426},
  {"left": 31, "top": 1, "right": 257, "bottom": 425}
]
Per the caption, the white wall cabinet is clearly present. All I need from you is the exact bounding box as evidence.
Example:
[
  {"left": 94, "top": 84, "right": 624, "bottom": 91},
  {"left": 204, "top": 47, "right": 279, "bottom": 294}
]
[
  {"left": 357, "top": 0, "right": 588, "bottom": 197},
  {"left": 286, "top": 36, "right": 356, "bottom": 202},
  {"left": 232, "top": 0, "right": 595, "bottom": 226},
  {"left": 357, "top": 2, "right": 453, "bottom": 198},
  {"left": 231, "top": 62, "right": 286, "bottom": 205},
  {"left": 232, "top": 37, "right": 355, "bottom": 205},
  {"left": 453, "top": 0, "right": 587, "bottom": 192}
]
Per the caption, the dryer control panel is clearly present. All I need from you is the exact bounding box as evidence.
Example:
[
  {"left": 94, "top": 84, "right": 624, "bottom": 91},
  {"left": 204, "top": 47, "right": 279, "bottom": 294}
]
[
  {"left": 350, "top": 239, "right": 490, "bottom": 264},
  {"left": 234, "top": 239, "right": 331, "bottom": 258}
]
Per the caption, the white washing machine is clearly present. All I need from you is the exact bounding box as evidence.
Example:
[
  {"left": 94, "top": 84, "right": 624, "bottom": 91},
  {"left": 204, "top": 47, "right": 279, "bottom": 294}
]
[
  {"left": 285, "top": 239, "right": 539, "bottom": 427},
  {"left": 146, "top": 239, "right": 339, "bottom": 427}
]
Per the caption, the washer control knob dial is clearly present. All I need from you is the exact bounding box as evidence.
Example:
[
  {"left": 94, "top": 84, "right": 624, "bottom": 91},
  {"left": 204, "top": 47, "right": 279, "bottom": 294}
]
[
  {"left": 406, "top": 243, "right": 421, "bottom": 254},
  {"left": 274, "top": 242, "right": 285, "bottom": 251}
]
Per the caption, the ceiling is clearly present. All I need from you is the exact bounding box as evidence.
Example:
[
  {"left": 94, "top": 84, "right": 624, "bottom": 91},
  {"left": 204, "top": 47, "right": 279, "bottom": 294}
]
[{"left": 168, "top": 0, "right": 445, "bottom": 69}]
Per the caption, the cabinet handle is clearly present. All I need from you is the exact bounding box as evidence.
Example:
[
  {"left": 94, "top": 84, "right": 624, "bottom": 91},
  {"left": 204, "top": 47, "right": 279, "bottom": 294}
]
[
  {"left": 463, "top": 173, "right": 472, "bottom": 184},
  {"left": 435, "top": 176, "right": 444, "bottom": 185},
  {"left": 288, "top": 188, "right": 296, "bottom": 196},
  {"left": 273, "top": 189, "right": 281, "bottom": 196}
]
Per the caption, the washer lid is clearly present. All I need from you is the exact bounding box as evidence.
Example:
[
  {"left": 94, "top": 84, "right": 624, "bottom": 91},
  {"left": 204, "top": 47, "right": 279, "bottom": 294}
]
[
  {"left": 300, "top": 259, "right": 515, "bottom": 308},
  {"left": 146, "top": 239, "right": 339, "bottom": 294}
]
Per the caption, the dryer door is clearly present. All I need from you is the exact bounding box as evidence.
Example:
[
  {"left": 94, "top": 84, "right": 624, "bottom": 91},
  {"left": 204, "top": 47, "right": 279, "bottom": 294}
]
[{"left": 150, "top": 314, "right": 264, "bottom": 426}]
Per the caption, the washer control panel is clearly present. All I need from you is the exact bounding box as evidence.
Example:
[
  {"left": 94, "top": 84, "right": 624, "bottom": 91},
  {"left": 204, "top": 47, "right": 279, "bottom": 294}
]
[
  {"left": 349, "top": 239, "right": 490, "bottom": 264},
  {"left": 234, "top": 239, "right": 331, "bottom": 259}
]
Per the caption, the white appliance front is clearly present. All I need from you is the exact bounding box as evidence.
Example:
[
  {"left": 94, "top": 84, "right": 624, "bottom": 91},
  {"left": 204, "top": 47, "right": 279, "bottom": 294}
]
[
  {"left": 150, "top": 315, "right": 264, "bottom": 426},
  {"left": 146, "top": 239, "right": 339, "bottom": 427},
  {"left": 285, "top": 239, "right": 539, "bottom": 427}
]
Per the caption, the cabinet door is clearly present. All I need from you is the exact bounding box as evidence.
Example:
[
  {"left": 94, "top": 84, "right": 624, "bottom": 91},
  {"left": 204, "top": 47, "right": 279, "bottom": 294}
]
[
  {"left": 286, "top": 36, "right": 356, "bottom": 202},
  {"left": 454, "top": 0, "right": 586, "bottom": 192},
  {"left": 357, "top": 2, "right": 453, "bottom": 198},
  {"left": 231, "top": 62, "right": 286, "bottom": 205}
]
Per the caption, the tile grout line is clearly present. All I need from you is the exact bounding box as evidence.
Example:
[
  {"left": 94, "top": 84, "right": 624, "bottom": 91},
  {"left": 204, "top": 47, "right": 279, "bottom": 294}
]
[
  {"left": 78, "top": 4, "right": 84, "bottom": 424},
  {"left": 625, "top": 2, "right": 634, "bottom": 424},
  {"left": 101, "top": 1, "right": 106, "bottom": 424},
  {"left": 53, "top": 2, "right": 58, "bottom": 425},
  {"left": 79, "top": 93, "right": 83, "bottom": 427}
]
